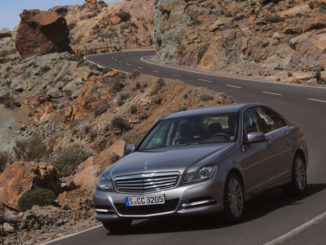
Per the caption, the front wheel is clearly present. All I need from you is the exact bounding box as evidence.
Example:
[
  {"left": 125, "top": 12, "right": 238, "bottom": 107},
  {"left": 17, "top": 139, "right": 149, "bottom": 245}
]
[
  {"left": 102, "top": 219, "right": 132, "bottom": 233},
  {"left": 223, "top": 173, "right": 245, "bottom": 224},
  {"left": 283, "top": 153, "right": 307, "bottom": 196}
]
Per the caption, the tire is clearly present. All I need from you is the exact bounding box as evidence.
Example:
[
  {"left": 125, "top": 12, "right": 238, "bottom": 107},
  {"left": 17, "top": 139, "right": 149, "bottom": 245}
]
[
  {"left": 102, "top": 219, "right": 132, "bottom": 233},
  {"left": 283, "top": 153, "right": 307, "bottom": 196},
  {"left": 223, "top": 173, "right": 245, "bottom": 224}
]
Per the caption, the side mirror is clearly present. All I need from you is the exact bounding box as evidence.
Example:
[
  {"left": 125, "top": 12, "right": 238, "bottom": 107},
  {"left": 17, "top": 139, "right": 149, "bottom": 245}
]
[
  {"left": 126, "top": 144, "right": 137, "bottom": 154},
  {"left": 246, "top": 132, "right": 266, "bottom": 144}
]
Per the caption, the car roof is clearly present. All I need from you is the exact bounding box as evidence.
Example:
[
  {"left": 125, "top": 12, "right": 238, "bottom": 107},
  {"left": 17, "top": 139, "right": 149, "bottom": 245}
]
[{"left": 163, "top": 103, "right": 263, "bottom": 120}]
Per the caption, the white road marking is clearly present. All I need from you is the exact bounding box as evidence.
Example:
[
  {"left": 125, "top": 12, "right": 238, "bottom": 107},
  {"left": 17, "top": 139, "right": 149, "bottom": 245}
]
[
  {"left": 308, "top": 98, "right": 326, "bottom": 104},
  {"left": 264, "top": 210, "right": 326, "bottom": 245},
  {"left": 172, "top": 74, "right": 181, "bottom": 77},
  {"left": 263, "top": 91, "right": 282, "bottom": 96},
  {"left": 153, "top": 70, "right": 160, "bottom": 73},
  {"left": 198, "top": 78, "right": 212, "bottom": 83},
  {"left": 226, "top": 84, "right": 242, "bottom": 89},
  {"left": 125, "top": 63, "right": 131, "bottom": 66},
  {"left": 41, "top": 225, "right": 102, "bottom": 245},
  {"left": 138, "top": 66, "right": 143, "bottom": 70}
]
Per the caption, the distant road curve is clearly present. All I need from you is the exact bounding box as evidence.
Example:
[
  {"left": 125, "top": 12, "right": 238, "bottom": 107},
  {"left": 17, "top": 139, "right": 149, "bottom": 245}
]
[{"left": 48, "top": 50, "right": 326, "bottom": 245}]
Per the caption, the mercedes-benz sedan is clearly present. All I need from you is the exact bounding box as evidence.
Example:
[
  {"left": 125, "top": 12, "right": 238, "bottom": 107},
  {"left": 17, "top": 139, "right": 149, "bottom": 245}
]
[{"left": 93, "top": 103, "right": 308, "bottom": 232}]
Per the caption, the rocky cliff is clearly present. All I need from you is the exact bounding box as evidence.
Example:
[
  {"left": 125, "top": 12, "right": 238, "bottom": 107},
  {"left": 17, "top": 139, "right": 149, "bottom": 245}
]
[
  {"left": 155, "top": 0, "right": 326, "bottom": 84},
  {"left": 63, "top": 0, "right": 156, "bottom": 53}
]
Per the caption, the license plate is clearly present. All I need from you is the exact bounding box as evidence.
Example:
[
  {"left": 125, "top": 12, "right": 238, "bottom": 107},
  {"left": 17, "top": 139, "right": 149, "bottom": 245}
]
[{"left": 125, "top": 194, "right": 165, "bottom": 207}]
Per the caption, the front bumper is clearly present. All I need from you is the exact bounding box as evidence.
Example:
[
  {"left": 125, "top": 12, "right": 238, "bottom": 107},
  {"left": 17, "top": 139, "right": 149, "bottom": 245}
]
[{"left": 93, "top": 177, "right": 224, "bottom": 221}]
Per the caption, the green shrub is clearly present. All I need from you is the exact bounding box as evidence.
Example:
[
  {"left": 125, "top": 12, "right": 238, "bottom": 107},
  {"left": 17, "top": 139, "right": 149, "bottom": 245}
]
[
  {"left": 200, "top": 94, "right": 214, "bottom": 102},
  {"left": 150, "top": 78, "right": 165, "bottom": 96},
  {"left": 130, "top": 70, "right": 140, "bottom": 79},
  {"left": 154, "top": 97, "right": 162, "bottom": 104},
  {"left": 0, "top": 152, "right": 9, "bottom": 172},
  {"left": 265, "top": 15, "right": 285, "bottom": 23},
  {"left": 320, "top": 4, "right": 326, "bottom": 10},
  {"left": 130, "top": 105, "right": 137, "bottom": 114},
  {"left": 175, "top": 105, "right": 188, "bottom": 112},
  {"left": 94, "top": 103, "right": 110, "bottom": 117},
  {"left": 18, "top": 188, "right": 56, "bottom": 212},
  {"left": 52, "top": 145, "right": 92, "bottom": 177},
  {"left": 13, "top": 135, "right": 48, "bottom": 161},
  {"left": 40, "top": 66, "right": 51, "bottom": 74},
  {"left": 112, "top": 117, "right": 130, "bottom": 132},
  {"left": 119, "top": 11, "right": 131, "bottom": 22}
]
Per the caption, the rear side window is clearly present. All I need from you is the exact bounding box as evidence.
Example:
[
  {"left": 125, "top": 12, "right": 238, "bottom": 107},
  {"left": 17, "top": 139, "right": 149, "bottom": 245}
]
[{"left": 255, "top": 106, "right": 286, "bottom": 134}]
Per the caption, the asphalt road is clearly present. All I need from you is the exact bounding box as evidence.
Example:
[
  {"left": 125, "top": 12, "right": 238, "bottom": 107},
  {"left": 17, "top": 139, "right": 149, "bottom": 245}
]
[{"left": 50, "top": 50, "right": 326, "bottom": 245}]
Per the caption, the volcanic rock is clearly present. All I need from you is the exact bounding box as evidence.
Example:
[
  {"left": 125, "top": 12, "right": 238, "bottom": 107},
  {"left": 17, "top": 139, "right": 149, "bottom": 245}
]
[
  {"left": 0, "top": 161, "right": 60, "bottom": 210},
  {"left": 71, "top": 141, "right": 125, "bottom": 191},
  {"left": 15, "top": 9, "right": 70, "bottom": 59}
]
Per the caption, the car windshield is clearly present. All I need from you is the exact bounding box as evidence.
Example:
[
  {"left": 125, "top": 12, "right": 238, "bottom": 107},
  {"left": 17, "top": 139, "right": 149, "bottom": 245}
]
[{"left": 138, "top": 113, "right": 238, "bottom": 151}]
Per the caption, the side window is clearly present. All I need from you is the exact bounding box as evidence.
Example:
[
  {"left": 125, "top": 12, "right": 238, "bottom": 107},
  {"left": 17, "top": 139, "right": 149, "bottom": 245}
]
[
  {"left": 243, "top": 108, "right": 260, "bottom": 134},
  {"left": 255, "top": 106, "right": 286, "bottom": 134}
]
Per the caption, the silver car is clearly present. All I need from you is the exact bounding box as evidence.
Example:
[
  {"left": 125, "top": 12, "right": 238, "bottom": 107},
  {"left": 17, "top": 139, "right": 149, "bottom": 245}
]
[{"left": 93, "top": 103, "right": 308, "bottom": 232}]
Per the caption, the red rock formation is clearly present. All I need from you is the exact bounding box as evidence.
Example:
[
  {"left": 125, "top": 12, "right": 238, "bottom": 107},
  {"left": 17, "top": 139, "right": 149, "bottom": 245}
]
[
  {"left": 0, "top": 161, "right": 60, "bottom": 210},
  {"left": 15, "top": 9, "right": 70, "bottom": 59},
  {"left": 71, "top": 140, "right": 126, "bottom": 191}
]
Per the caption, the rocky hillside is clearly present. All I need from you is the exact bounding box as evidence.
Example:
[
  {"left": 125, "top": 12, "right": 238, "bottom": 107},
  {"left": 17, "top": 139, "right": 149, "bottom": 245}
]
[
  {"left": 61, "top": 0, "right": 156, "bottom": 53},
  {"left": 154, "top": 0, "right": 326, "bottom": 84}
]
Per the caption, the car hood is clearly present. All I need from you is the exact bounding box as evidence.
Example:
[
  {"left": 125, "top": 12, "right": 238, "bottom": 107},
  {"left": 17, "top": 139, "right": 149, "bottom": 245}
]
[{"left": 104, "top": 143, "right": 234, "bottom": 179}]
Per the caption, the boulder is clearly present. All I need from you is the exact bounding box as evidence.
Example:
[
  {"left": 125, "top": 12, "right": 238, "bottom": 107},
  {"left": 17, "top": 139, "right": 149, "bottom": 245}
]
[
  {"left": 15, "top": 9, "right": 70, "bottom": 59},
  {"left": 71, "top": 140, "right": 126, "bottom": 191},
  {"left": 0, "top": 161, "right": 60, "bottom": 210},
  {"left": 3, "top": 223, "right": 15, "bottom": 233}
]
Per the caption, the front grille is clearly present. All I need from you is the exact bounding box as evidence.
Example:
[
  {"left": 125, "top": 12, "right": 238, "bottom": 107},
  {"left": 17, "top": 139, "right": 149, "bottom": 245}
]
[
  {"left": 114, "top": 172, "right": 180, "bottom": 193},
  {"left": 115, "top": 199, "right": 179, "bottom": 215}
]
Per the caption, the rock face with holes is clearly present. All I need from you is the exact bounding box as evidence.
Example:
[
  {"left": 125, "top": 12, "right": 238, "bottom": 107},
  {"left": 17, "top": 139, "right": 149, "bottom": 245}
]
[
  {"left": 15, "top": 9, "right": 70, "bottom": 59},
  {"left": 154, "top": 0, "right": 326, "bottom": 84}
]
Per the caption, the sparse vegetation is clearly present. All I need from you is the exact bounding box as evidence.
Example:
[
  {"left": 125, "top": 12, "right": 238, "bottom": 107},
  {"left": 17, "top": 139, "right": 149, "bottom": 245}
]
[
  {"left": 130, "top": 70, "right": 140, "bottom": 79},
  {"left": 154, "top": 97, "right": 162, "bottom": 104},
  {"left": 94, "top": 103, "right": 110, "bottom": 117},
  {"left": 0, "top": 94, "right": 21, "bottom": 108},
  {"left": 18, "top": 188, "right": 56, "bottom": 212},
  {"left": 265, "top": 15, "right": 285, "bottom": 23},
  {"left": 52, "top": 145, "right": 93, "bottom": 177},
  {"left": 40, "top": 65, "right": 51, "bottom": 74},
  {"left": 112, "top": 117, "right": 131, "bottom": 132},
  {"left": 0, "top": 152, "right": 9, "bottom": 172},
  {"left": 320, "top": 4, "right": 326, "bottom": 10},
  {"left": 150, "top": 78, "right": 165, "bottom": 96},
  {"left": 175, "top": 105, "right": 188, "bottom": 112},
  {"left": 200, "top": 94, "right": 214, "bottom": 102},
  {"left": 119, "top": 11, "right": 131, "bottom": 22},
  {"left": 13, "top": 135, "right": 48, "bottom": 162},
  {"left": 122, "top": 132, "right": 142, "bottom": 145},
  {"left": 130, "top": 105, "right": 137, "bottom": 114}
]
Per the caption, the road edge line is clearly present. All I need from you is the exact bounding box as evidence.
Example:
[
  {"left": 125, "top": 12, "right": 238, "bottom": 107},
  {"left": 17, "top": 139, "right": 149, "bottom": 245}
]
[
  {"left": 140, "top": 56, "right": 326, "bottom": 90},
  {"left": 40, "top": 224, "right": 102, "bottom": 245},
  {"left": 264, "top": 210, "right": 326, "bottom": 245}
]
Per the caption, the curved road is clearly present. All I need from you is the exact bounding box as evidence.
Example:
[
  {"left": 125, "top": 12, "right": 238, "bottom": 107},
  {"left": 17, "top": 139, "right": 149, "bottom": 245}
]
[{"left": 51, "top": 50, "right": 326, "bottom": 245}]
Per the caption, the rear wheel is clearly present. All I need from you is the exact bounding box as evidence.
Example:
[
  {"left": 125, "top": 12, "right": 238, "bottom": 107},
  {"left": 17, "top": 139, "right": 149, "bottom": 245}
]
[
  {"left": 284, "top": 153, "right": 307, "bottom": 196},
  {"left": 102, "top": 219, "right": 132, "bottom": 233},
  {"left": 223, "top": 173, "right": 245, "bottom": 223}
]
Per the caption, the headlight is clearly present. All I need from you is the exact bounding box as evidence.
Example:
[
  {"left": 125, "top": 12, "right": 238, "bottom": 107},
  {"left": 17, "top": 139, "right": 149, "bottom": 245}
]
[
  {"left": 183, "top": 165, "right": 217, "bottom": 184},
  {"left": 97, "top": 176, "right": 113, "bottom": 191}
]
